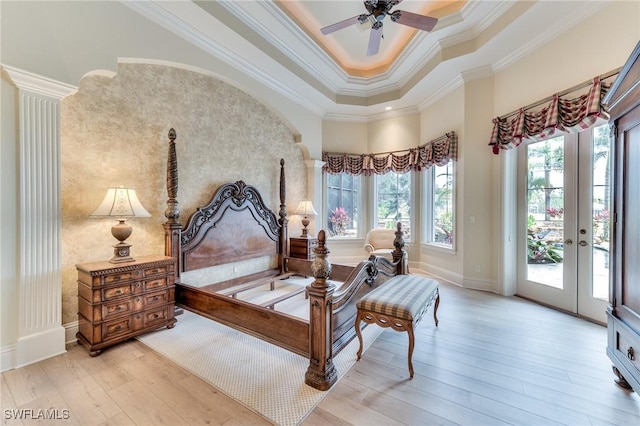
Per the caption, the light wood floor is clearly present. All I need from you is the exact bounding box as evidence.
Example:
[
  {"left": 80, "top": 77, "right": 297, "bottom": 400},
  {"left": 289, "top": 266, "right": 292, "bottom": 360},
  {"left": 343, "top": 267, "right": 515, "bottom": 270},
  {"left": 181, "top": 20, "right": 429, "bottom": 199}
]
[{"left": 2, "top": 281, "right": 639, "bottom": 425}]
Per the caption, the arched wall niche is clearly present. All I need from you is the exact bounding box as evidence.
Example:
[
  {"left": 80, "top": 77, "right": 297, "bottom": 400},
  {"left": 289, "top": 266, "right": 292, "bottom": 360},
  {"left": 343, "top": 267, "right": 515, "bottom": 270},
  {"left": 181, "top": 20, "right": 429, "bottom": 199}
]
[{"left": 60, "top": 59, "right": 308, "bottom": 325}]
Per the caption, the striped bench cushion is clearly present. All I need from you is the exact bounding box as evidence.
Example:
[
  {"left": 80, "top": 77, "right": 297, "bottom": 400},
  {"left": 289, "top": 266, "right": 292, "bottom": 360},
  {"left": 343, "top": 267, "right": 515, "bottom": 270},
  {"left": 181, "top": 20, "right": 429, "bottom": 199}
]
[{"left": 356, "top": 275, "right": 438, "bottom": 321}]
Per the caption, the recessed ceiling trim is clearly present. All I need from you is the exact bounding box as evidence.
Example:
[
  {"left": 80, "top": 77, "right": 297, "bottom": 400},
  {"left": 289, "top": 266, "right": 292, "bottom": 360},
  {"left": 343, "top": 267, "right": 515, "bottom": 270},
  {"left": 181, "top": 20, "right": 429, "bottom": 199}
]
[{"left": 217, "top": 0, "right": 351, "bottom": 94}]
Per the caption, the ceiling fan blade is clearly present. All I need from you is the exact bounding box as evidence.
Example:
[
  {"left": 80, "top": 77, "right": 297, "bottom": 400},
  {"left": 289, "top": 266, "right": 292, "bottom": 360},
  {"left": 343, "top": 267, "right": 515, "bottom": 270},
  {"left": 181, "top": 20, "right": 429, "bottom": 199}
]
[
  {"left": 367, "top": 26, "right": 383, "bottom": 56},
  {"left": 391, "top": 10, "right": 438, "bottom": 31},
  {"left": 321, "top": 15, "right": 362, "bottom": 35}
]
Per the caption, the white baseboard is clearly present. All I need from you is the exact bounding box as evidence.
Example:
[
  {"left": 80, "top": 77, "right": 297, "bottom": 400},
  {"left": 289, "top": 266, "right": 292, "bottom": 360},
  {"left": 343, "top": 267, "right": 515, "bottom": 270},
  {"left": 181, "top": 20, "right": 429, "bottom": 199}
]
[
  {"left": 65, "top": 320, "right": 79, "bottom": 346},
  {"left": 1, "top": 344, "right": 16, "bottom": 373},
  {"left": 415, "top": 262, "right": 464, "bottom": 286},
  {"left": 13, "top": 326, "right": 66, "bottom": 370}
]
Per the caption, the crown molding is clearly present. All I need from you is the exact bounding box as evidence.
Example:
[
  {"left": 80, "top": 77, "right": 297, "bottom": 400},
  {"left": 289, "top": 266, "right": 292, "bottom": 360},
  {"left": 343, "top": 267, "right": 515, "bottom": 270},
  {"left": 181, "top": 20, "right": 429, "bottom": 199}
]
[{"left": 2, "top": 65, "right": 77, "bottom": 99}]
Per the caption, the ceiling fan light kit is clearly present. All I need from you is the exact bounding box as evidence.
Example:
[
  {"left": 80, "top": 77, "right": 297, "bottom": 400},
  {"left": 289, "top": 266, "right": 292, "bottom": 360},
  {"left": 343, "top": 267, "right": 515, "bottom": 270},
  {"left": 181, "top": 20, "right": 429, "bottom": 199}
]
[{"left": 320, "top": 0, "right": 438, "bottom": 56}]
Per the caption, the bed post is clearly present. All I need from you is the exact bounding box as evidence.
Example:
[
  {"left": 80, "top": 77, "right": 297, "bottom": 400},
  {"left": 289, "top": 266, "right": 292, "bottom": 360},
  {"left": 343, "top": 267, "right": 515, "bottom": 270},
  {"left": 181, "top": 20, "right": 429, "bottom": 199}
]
[
  {"left": 305, "top": 230, "right": 337, "bottom": 390},
  {"left": 278, "top": 158, "right": 288, "bottom": 274},
  {"left": 392, "top": 222, "right": 408, "bottom": 275},
  {"left": 163, "top": 128, "right": 182, "bottom": 283}
]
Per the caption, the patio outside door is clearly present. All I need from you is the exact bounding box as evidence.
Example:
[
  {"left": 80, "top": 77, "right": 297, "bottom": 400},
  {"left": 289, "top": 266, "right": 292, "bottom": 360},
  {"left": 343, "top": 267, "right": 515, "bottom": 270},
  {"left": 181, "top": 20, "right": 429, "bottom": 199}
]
[{"left": 517, "top": 124, "right": 611, "bottom": 324}]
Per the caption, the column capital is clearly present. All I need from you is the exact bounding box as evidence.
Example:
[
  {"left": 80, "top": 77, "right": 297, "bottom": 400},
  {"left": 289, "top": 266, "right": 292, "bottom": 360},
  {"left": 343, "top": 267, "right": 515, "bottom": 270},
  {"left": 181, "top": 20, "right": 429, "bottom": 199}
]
[{"left": 3, "top": 65, "right": 76, "bottom": 99}]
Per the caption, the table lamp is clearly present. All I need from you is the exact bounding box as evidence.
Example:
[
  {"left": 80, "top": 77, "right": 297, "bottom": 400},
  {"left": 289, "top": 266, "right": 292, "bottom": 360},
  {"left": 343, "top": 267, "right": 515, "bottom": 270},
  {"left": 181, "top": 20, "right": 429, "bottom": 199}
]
[
  {"left": 90, "top": 187, "right": 151, "bottom": 263},
  {"left": 295, "top": 200, "right": 317, "bottom": 237}
]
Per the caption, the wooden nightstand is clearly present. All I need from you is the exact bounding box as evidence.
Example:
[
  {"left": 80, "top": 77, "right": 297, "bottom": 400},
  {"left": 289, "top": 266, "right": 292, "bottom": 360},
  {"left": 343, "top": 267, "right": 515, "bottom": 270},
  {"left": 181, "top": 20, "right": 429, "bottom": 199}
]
[
  {"left": 289, "top": 236, "right": 318, "bottom": 260},
  {"left": 76, "top": 255, "right": 176, "bottom": 356}
]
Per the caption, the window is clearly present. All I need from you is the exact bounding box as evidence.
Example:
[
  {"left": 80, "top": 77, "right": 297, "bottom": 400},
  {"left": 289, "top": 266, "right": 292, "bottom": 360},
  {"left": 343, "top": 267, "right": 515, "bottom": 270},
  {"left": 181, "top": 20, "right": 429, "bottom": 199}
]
[
  {"left": 375, "top": 172, "right": 412, "bottom": 240},
  {"left": 424, "top": 162, "right": 455, "bottom": 248},
  {"left": 326, "top": 173, "right": 360, "bottom": 238}
]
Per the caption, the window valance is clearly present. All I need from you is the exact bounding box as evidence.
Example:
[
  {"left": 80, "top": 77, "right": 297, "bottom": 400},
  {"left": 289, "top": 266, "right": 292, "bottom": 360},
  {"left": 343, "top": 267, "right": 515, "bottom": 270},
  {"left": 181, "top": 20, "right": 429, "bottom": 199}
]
[
  {"left": 488, "top": 71, "right": 618, "bottom": 155},
  {"left": 323, "top": 131, "right": 457, "bottom": 175}
]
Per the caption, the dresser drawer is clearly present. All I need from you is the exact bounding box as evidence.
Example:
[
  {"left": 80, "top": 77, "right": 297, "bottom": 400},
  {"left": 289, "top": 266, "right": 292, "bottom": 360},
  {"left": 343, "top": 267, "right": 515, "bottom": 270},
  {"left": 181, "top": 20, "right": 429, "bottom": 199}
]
[
  {"left": 144, "top": 276, "right": 169, "bottom": 291},
  {"left": 103, "top": 270, "right": 139, "bottom": 285},
  {"left": 143, "top": 264, "right": 172, "bottom": 277},
  {"left": 102, "top": 284, "right": 135, "bottom": 301},
  {"left": 78, "top": 296, "right": 134, "bottom": 322},
  {"left": 615, "top": 322, "right": 640, "bottom": 375},
  {"left": 142, "top": 289, "right": 172, "bottom": 309},
  {"left": 143, "top": 306, "right": 171, "bottom": 327},
  {"left": 102, "top": 316, "right": 139, "bottom": 340}
]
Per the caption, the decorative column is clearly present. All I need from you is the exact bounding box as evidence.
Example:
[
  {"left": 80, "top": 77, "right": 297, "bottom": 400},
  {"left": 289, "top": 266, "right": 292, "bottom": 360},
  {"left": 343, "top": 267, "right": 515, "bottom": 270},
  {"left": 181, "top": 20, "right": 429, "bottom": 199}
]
[{"left": 4, "top": 66, "right": 76, "bottom": 368}]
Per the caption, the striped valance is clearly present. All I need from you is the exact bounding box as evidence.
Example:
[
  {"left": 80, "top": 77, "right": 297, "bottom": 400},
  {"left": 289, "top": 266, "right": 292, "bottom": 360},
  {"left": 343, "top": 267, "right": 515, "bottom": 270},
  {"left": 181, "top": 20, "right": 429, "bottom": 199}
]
[
  {"left": 489, "top": 72, "right": 618, "bottom": 155},
  {"left": 323, "top": 132, "right": 457, "bottom": 175}
]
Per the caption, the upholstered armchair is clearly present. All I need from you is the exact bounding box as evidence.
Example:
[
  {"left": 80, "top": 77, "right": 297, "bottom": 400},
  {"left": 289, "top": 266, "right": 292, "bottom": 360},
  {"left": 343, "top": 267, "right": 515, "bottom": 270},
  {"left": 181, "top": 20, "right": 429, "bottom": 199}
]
[{"left": 364, "top": 228, "right": 409, "bottom": 260}]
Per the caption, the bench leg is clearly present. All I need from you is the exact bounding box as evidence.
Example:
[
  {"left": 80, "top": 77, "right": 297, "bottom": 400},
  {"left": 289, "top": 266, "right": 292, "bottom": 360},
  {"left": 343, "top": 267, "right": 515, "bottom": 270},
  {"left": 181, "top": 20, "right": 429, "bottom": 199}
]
[
  {"left": 433, "top": 288, "right": 440, "bottom": 326},
  {"left": 355, "top": 312, "right": 364, "bottom": 360},
  {"left": 407, "top": 324, "right": 415, "bottom": 378}
]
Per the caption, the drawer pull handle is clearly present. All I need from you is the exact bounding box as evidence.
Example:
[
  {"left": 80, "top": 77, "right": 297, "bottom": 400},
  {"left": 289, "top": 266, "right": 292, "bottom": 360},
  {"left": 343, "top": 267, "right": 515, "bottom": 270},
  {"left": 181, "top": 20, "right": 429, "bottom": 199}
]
[
  {"left": 136, "top": 297, "right": 140, "bottom": 302},
  {"left": 115, "top": 290, "right": 122, "bottom": 295},
  {"left": 114, "top": 275, "right": 121, "bottom": 280},
  {"left": 628, "top": 347, "right": 635, "bottom": 361},
  {"left": 136, "top": 283, "right": 141, "bottom": 288},
  {"left": 154, "top": 314, "right": 159, "bottom": 319},
  {"left": 115, "top": 325, "right": 121, "bottom": 331},
  {"left": 116, "top": 306, "right": 122, "bottom": 311}
]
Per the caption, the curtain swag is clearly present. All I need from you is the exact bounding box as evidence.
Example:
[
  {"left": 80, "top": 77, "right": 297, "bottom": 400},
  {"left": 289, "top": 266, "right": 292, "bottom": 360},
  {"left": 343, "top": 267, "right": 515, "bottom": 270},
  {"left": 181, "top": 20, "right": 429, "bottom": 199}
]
[
  {"left": 488, "top": 75, "right": 614, "bottom": 155},
  {"left": 323, "top": 131, "right": 457, "bottom": 175}
]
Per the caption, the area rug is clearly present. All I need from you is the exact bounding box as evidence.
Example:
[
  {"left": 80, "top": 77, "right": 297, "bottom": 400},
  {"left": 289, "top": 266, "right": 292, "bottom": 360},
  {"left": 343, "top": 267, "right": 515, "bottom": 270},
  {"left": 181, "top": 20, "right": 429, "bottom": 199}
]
[{"left": 137, "top": 310, "right": 383, "bottom": 426}]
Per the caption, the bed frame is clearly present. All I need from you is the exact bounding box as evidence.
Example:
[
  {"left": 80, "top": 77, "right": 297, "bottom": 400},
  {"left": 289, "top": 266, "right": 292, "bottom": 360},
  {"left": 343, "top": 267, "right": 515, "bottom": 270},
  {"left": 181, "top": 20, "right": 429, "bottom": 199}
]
[{"left": 162, "top": 129, "right": 407, "bottom": 390}]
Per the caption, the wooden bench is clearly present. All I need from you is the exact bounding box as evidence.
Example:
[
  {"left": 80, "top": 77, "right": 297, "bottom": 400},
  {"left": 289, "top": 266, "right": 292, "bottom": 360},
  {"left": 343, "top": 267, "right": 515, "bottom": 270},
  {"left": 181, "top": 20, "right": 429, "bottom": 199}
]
[{"left": 355, "top": 275, "right": 440, "bottom": 378}]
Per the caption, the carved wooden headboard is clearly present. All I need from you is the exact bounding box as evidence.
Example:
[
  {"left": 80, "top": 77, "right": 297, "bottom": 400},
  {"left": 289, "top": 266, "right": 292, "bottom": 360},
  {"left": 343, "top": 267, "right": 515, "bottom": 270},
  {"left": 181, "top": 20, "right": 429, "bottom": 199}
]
[{"left": 163, "top": 129, "right": 288, "bottom": 283}]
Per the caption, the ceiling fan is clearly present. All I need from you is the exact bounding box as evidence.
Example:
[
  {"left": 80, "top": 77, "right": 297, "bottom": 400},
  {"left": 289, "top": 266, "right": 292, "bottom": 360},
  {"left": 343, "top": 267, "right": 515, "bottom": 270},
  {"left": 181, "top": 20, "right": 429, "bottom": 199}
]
[{"left": 320, "top": 0, "right": 438, "bottom": 56}]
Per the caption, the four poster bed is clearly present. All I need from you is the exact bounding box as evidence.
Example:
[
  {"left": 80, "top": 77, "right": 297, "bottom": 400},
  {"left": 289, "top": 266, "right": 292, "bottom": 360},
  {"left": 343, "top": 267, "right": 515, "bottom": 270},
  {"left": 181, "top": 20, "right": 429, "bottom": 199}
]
[{"left": 162, "top": 129, "right": 408, "bottom": 390}]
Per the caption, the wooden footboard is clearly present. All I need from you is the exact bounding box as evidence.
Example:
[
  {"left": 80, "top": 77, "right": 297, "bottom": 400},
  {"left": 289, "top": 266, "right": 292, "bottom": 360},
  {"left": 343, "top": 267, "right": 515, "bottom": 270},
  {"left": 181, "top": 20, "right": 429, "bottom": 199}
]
[{"left": 176, "top": 284, "right": 309, "bottom": 356}]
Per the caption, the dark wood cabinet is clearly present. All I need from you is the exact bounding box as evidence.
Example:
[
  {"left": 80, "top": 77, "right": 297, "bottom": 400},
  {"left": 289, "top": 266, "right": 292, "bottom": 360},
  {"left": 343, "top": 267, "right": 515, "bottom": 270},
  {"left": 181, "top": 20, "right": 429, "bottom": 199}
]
[
  {"left": 604, "top": 41, "right": 640, "bottom": 393},
  {"left": 289, "top": 237, "right": 318, "bottom": 260},
  {"left": 76, "top": 255, "right": 176, "bottom": 356}
]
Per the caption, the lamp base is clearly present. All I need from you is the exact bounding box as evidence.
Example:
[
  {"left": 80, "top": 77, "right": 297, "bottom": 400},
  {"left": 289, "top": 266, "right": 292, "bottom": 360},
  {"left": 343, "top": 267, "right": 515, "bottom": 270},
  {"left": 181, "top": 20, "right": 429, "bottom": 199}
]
[
  {"left": 109, "top": 219, "right": 135, "bottom": 263},
  {"left": 110, "top": 241, "right": 135, "bottom": 264},
  {"left": 300, "top": 216, "right": 310, "bottom": 237}
]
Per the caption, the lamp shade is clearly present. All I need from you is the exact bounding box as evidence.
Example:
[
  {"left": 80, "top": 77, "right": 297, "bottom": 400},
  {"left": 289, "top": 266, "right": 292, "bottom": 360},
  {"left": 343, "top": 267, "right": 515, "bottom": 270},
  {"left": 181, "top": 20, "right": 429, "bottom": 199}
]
[
  {"left": 295, "top": 200, "right": 317, "bottom": 217},
  {"left": 90, "top": 187, "right": 151, "bottom": 218}
]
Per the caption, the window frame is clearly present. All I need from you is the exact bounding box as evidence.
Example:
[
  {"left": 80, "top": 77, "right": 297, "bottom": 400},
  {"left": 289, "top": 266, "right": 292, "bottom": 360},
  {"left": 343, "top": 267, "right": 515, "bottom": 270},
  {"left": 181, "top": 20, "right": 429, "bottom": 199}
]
[
  {"left": 422, "top": 161, "right": 456, "bottom": 252},
  {"left": 324, "top": 172, "right": 363, "bottom": 239},
  {"left": 373, "top": 171, "right": 415, "bottom": 242}
]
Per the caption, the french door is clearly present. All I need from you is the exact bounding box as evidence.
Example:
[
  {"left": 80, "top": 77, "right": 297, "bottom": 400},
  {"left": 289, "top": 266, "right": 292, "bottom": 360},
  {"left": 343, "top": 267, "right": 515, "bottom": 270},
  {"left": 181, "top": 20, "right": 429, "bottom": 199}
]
[{"left": 517, "top": 124, "right": 611, "bottom": 323}]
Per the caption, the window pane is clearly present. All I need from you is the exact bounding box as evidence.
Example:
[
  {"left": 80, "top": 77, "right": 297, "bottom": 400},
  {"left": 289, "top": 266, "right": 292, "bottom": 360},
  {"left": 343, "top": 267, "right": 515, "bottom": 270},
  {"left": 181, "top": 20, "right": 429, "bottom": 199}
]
[
  {"left": 433, "top": 163, "right": 454, "bottom": 246},
  {"left": 376, "top": 172, "right": 411, "bottom": 239},
  {"left": 327, "top": 173, "right": 360, "bottom": 238}
]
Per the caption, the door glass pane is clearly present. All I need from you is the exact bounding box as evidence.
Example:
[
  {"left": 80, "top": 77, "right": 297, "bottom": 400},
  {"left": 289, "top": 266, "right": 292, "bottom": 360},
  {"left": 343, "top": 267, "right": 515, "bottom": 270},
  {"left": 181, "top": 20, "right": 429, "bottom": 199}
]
[
  {"left": 526, "top": 137, "right": 565, "bottom": 288},
  {"left": 591, "top": 125, "right": 611, "bottom": 300}
]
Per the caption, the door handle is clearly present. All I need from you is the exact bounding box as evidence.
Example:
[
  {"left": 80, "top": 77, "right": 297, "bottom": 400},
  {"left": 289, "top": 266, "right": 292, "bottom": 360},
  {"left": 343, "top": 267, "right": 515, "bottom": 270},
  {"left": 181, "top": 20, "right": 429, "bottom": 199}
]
[
  {"left": 564, "top": 239, "right": 573, "bottom": 245},
  {"left": 579, "top": 240, "right": 589, "bottom": 247}
]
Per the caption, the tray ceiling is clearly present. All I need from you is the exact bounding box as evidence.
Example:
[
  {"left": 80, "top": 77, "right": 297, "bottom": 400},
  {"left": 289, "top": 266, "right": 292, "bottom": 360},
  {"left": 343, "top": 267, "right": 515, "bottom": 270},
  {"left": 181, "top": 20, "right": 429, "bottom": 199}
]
[{"left": 127, "top": 1, "right": 610, "bottom": 120}]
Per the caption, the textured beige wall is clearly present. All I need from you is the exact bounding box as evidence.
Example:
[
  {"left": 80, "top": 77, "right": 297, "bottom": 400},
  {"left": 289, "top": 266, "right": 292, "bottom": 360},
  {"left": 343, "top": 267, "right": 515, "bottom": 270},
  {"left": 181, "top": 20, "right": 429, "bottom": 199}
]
[{"left": 61, "top": 63, "right": 306, "bottom": 325}]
